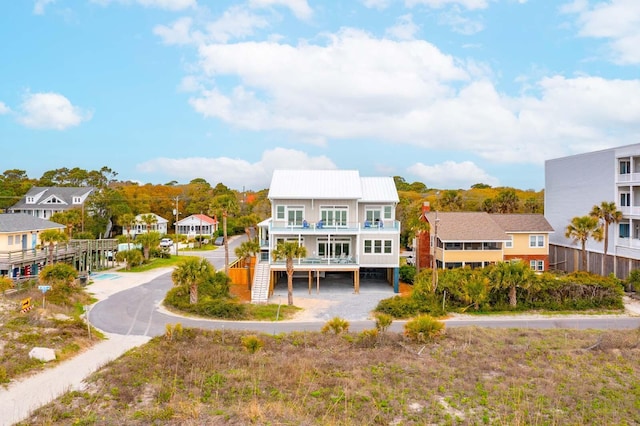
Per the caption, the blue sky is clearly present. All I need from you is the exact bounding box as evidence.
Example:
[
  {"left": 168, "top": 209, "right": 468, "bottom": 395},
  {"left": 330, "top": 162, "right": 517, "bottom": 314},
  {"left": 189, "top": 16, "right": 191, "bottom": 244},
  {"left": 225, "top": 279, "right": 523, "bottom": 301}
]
[{"left": 1, "top": 0, "right": 639, "bottom": 191}]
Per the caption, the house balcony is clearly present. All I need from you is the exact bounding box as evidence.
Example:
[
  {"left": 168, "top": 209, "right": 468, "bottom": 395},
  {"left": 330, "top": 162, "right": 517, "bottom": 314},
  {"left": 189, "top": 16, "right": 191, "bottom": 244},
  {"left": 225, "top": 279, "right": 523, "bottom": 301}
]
[
  {"left": 618, "top": 206, "right": 640, "bottom": 217},
  {"left": 270, "top": 255, "right": 359, "bottom": 267},
  {"left": 617, "top": 173, "right": 640, "bottom": 184},
  {"left": 269, "top": 220, "right": 400, "bottom": 234}
]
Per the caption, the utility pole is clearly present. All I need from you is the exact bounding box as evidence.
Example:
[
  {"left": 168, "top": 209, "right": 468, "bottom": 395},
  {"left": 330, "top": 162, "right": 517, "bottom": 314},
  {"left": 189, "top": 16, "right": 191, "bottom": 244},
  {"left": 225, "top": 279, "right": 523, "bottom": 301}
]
[
  {"left": 431, "top": 210, "right": 439, "bottom": 292},
  {"left": 174, "top": 196, "right": 180, "bottom": 257}
]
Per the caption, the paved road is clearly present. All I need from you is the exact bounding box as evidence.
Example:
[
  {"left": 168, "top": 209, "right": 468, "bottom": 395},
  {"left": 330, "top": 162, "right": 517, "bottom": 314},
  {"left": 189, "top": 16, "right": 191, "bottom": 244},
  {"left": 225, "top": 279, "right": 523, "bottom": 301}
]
[{"left": 90, "top": 269, "right": 640, "bottom": 337}]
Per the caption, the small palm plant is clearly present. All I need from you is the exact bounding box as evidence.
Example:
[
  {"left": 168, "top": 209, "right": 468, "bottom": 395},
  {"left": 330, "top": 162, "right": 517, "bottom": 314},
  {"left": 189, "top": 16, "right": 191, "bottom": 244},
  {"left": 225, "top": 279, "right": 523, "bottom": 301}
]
[{"left": 271, "top": 241, "right": 307, "bottom": 305}]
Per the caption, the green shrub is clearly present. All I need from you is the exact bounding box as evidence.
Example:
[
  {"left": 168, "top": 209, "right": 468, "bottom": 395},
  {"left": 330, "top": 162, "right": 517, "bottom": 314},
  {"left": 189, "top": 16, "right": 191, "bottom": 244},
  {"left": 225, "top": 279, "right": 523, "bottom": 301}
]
[
  {"left": 321, "top": 317, "right": 350, "bottom": 334},
  {"left": 356, "top": 329, "right": 379, "bottom": 347},
  {"left": 375, "top": 296, "right": 420, "bottom": 318},
  {"left": 627, "top": 269, "right": 640, "bottom": 292},
  {"left": 399, "top": 265, "right": 416, "bottom": 284},
  {"left": 241, "top": 335, "right": 264, "bottom": 354},
  {"left": 374, "top": 313, "right": 393, "bottom": 332},
  {"left": 404, "top": 315, "right": 445, "bottom": 343}
]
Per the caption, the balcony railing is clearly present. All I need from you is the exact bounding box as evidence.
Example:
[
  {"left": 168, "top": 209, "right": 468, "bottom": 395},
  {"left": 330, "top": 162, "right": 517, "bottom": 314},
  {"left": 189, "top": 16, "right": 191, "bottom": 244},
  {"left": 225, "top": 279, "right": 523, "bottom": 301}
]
[
  {"left": 270, "top": 220, "right": 399, "bottom": 233},
  {"left": 617, "top": 172, "right": 640, "bottom": 183},
  {"left": 618, "top": 206, "right": 640, "bottom": 216},
  {"left": 271, "top": 255, "right": 358, "bottom": 266}
]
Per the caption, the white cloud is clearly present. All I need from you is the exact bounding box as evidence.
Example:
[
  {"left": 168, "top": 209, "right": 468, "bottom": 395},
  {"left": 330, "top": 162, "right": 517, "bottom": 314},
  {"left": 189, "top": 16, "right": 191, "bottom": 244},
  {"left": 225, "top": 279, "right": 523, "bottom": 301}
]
[
  {"left": 385, "top": 14, "right": 420, "bottom": 40},
  {"left": 137, "top": 148, "right": 336, "bottom": 189},
  {"left": 438, "top": 6, "right": 485, "bottom": 34},
  {"left": 33, "top": 0, "right": 55, "bottom": 15},
  {"left": 407, "top": 161, "right": 499, "bottom": 188},
  {"left": 153, "top": 17, "right": 194, "bottom": 45},
  {"left": 91, "top": 0, "right": 196, "bottom": 11},
  {"left": 0, "top": 101, "right": 10, "bottom": 115},
  {"left": 249, "top": 0, "right": 313, "bottom": 20},
  {"left": 405, "top": 0, "right": 491, "bottom": 10},
  {"left": 205, "top": 6, "right": 270, "bottom": 43},
  {"left": 361, "top": 0, "right": 390, "bottom": 10},
  {"left": 562, "top": 0, "right": 640, "bottom": 64},
  {"left": 18, "top": 92, "right": 91, "bottom": 130},
  {"left": 183, "top": 28, "right": 640, "bottom": 167}
]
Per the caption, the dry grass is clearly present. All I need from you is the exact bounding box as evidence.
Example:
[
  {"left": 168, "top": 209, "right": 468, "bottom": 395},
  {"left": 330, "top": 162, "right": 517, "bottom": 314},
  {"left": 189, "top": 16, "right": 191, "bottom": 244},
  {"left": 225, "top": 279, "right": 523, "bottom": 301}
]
[
  {"left": 0, "top": 289, "right": 100, "bottom": 384},
  {"left": 23, "top": 326, "right": 640, "bottom": 425}
]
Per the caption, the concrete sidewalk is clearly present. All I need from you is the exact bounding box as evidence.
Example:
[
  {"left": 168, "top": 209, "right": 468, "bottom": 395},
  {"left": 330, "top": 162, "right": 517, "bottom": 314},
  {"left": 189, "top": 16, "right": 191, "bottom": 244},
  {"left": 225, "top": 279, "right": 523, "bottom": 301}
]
[{"left": 0, "top": 268, "right": 170, "bottom": 426}]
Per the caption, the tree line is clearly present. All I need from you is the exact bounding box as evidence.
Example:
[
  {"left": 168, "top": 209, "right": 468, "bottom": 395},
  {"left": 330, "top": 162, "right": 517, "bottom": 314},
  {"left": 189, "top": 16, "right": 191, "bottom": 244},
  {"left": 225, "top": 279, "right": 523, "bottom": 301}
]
[{"left": 0, "top": 168, "right": 544, "bottom": 243}]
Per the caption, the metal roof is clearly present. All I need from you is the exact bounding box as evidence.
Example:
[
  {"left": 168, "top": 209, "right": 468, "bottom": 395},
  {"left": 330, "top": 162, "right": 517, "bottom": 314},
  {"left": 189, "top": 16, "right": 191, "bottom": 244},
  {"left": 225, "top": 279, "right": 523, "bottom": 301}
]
[
  {"left": 360, "top": 177, "right": 399, "bottom": 203},
  {"left": 268, "top": 170, "right": 397, "bottom": 202},
  {"left": 0, "top": 213, "right": 65, "bottom": 233}
]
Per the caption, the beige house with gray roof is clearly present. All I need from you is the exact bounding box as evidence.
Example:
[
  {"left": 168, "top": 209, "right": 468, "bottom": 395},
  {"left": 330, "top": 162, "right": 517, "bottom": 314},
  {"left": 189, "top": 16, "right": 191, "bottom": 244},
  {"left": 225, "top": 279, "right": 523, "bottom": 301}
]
[{"left": 420, "top": 211, "right": 553, "bottom": 271}]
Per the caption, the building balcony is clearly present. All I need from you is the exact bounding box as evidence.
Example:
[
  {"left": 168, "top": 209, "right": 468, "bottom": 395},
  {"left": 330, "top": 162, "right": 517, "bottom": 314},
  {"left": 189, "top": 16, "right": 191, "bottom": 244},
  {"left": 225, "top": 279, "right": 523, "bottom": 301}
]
[
  {"left": 270, "top": 255, "right": 358, "bottom": 266},
  {"left": 618, "top": 206, "right": 640, "bottom": 216},
  {"left": 617, "top": 172, "right": 640, "bottom": 184},
  {"left": 269, "top": 220, "right": 399, "bottom": 234}
]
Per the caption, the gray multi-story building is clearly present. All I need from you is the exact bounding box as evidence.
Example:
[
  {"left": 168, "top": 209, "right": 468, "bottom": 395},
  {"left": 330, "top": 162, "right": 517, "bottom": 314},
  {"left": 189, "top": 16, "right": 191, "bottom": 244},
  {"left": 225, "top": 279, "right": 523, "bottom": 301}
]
[{"left": 545, "top": 143, "right": 640, "bottom": 277}]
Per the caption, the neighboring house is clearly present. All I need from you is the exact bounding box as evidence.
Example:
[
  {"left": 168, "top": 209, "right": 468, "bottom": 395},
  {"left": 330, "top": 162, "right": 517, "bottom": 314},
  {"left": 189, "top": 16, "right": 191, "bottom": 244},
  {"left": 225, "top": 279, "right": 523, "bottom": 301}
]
[
  {"left": 490, "top": 214, "right": 554, "bottom": 272},
  {"left": 545, "top": 143, "right": 640, "bottom": 277},
  {"left": 124, "top": 213, "right": 168, "bottom": 237},
  {"left": 8, "top": 186, "right": 95, "bottom": 220},
  {"left": 417, "top": 209, "right": 553, "bottom": 271},
  {"left": 176, "top": 214, "right": 218, "bottom": 238},
  {"left": 259, "top": 169, "right": 401, "bottom": 293},
  {"left": 0, "top": 213, "right": 65, "bottom": 277}
]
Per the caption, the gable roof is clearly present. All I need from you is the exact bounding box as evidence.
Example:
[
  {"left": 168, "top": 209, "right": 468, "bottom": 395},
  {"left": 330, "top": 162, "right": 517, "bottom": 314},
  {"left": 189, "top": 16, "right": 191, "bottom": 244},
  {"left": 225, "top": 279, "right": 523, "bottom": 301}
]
[
  {"left": 10, "top": 187, "right": 95, "bottom": 210},
  {"left": 268, "top": 170, "right": 362, "bottom": 200},
  {"left": 177, "top": 214, "right": 217, "bottom": 225},
  {"left": 268, "top": 170, "right": 398, "bottom": 202},
  {"left": 424, "top": 212, "right": 508, "bottom": 242},
  {"left": 360, "top": 177, "right": 399, "bottom": 203},
  {"left": 135, "top": 213, "right": 168, "bottom": 224},
  {"left": 0, "top": 213, "right": 65, "bottom": 233},
  {"left": 489, "top": 214, "right": 554, "bottom": 233}
]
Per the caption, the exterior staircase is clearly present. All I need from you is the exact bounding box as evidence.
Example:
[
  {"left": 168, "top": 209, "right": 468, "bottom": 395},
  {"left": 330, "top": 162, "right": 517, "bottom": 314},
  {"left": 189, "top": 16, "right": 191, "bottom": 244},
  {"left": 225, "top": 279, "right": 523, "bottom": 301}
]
[{"left": 251, "top": 261, "right": 270, "bottom": 304}]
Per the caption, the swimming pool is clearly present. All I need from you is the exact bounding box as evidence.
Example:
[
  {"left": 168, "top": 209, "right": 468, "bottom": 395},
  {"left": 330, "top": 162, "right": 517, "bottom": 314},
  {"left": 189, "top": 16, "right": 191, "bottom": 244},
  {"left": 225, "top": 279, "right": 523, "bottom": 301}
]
[{"left": 91, "top": 273, "right": 119, "bottom": 280}]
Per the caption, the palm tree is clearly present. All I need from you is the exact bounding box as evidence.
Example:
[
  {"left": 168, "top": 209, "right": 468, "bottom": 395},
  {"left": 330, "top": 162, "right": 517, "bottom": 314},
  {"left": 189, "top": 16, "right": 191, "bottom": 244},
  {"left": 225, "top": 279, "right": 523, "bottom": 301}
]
[
  {"left": 590, "top": 201, "right": 622, "bottom": 275},
  {"left": 171, "top": 257, "right": 214, "bottom": 304},
  {"left": 235, "top": 239, "right": 260, "bottom": 290},
  {"left": 117, "top": 213, "right": 136, "bottom": 250},
  {"left": 490, "top": 260, "right": 533, "bottom": 307},
  {"left": 565, "top": 215, "right": 603, "bottom": 272},
  {"left": 136, "top": 231, "right": 161, "bottom": 260},
  {"left": 39, "top": 229, "right": 69, "bottom": 265},
  {"left": 139, "top": 213, "right": 158, "bottom": 234},
  {"left": 272, "top": 241, "right": 307, "bottom": 305},
  {"left": 209, "top": 194, "right": 239, "bottom": 275}
]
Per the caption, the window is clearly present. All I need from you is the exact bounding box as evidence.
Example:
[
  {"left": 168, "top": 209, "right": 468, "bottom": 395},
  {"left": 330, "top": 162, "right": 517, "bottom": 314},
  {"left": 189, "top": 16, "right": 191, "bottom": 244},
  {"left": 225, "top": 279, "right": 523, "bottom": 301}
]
[
  {"left": 317, "top": 238, "right": 350, "bottom": 257},
  {"left": 45, "top": 196, "right": 62, "bottom": 204},
  {"left": 505, "top": 235, "right": 513, "bottom": 248},
  {"left": 287, "top": 207, "right": 304, "bottom": 226},
  {"left": 529, "top": 235, "right": 544, "bottom": 248},
  {"left": 620, "top": 192, "right": 631, "bottom": 207},
  {"left": 530, "top": 260, "right": 544, "bottom": 271},
  {"left": 620, "top": 223, "right": 630, "bottom": 238},
  {"left": 73, "top": 196, "right": 81, "bottom": 204},
  {"left": 8, "top": 235, "right": 13, "bottom": 245},
  {"left": 276, "top": 205, "right": 285, "bottom": 220},
  {"left": 620, "top": 160, "right": 631, "bottom": 174},
  {"left": 364, "top": 239, "right": 392, "bottom": 254},
  {"left": 383, "top": 206, "right": 392, "bottom": 219},
  {"left": 26, "top": 197, "right": 35, "bottom": 204},
  {"left": 365, "top": 208, "right": 381, "bottom": 223},
  {"left": 320, "top": 206, "right": 348, "bottom": 227}
]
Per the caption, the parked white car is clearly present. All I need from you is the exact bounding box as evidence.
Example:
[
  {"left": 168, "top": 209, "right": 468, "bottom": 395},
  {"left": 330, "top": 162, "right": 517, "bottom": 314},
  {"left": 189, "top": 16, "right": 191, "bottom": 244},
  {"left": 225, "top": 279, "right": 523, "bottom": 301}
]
[{"left": 159, "top": 238, "right": 173, "bottom": 248}]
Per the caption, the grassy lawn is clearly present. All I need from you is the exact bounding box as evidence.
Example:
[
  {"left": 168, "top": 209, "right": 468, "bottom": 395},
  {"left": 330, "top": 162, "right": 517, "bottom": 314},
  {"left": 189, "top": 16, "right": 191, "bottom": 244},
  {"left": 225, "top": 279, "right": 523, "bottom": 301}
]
[
  {"left": 21, "top": 326, "right": 640, "bottom": 425},
  {"left": 117, "top": 255, "right": 200, "bottom": 273}
]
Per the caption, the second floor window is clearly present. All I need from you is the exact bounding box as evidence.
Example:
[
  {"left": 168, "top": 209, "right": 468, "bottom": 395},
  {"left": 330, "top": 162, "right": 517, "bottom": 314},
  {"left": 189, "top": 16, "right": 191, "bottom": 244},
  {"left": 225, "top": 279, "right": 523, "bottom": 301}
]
[
  {"left": 620, "top": 160, "right": 631, "bottom": 174},
  {"left": 529, "top": 235, "right": 545, "bottom": 248},
  {"left": 505, "top": 236, "right": 513, "bottom": 248},
  {"left": 620, "top": 223, "right": 630, "bottom": 238}
]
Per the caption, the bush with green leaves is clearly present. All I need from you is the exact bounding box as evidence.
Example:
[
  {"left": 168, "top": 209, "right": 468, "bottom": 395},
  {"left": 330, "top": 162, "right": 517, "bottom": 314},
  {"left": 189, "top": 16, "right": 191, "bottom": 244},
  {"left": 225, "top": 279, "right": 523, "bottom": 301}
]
[
  {"left": 404, "top": 315, "right": 445, "bottom": 343},
  {"left": 321, "top": 317, "right": 350, "bottom": 334},
  {"left": 399, "top": 264, "right": 416, "bottom": 284},
  {"left": 40, "top": 263, "right": 82, "bottom": 307},
  {"left": 374, "top": 313, "right": 393, "bottom": 332},
  {"left": 626, "top": 269, "right": 640, "bottom": 292},
  {"left": 116, "top": 249, "right": 144, "bottom": 270},
  {"left": 241, "top": 335, "right": 264, "bottom": 354}
]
